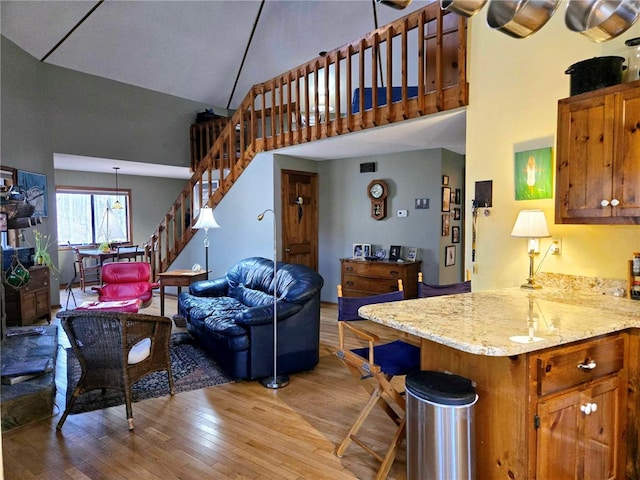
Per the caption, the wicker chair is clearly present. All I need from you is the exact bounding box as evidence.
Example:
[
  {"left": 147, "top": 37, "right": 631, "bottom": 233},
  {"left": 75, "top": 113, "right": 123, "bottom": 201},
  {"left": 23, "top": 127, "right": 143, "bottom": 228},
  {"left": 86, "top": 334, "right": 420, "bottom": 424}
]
[{"left": 56, "top": 310, "right": 175, "bottom": 430}]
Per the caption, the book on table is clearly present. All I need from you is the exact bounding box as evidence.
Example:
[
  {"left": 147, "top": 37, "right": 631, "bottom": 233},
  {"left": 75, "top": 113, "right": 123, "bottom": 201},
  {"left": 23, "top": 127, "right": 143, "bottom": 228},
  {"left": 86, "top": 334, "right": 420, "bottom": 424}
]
[{"left": 1, "top": 358, "right": 53, "bottom": 379}]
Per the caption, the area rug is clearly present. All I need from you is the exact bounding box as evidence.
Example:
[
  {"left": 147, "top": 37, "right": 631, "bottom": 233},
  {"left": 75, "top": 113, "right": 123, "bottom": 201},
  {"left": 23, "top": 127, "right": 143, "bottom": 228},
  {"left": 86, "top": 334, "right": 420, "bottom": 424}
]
[{"left": 65, "top": 332, "right": 233, "bottom": 415}]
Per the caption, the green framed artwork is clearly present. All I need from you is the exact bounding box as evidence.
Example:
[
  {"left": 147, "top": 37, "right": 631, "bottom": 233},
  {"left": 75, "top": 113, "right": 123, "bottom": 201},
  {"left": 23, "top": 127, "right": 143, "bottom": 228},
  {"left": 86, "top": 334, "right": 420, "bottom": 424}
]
[{"left": 514, "top": 147, "right": 553, "bottom": 200}]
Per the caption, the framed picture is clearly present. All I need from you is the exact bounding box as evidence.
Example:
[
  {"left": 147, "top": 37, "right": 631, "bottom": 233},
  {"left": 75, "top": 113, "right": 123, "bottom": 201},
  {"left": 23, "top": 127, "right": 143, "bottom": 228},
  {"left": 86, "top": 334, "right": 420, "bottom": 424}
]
[
  {"left": 17, "top": 170, "right": 48, "bottom": 217},
  {"left": 442, "top": 175, "right": 449, "bottom": 186},
  {"left": 450, "top": 191, "right": 456, "bottom": 204},
  {"left": 441, "top": 214, "right": 450, "bottom": 236},
  {"left": 389, "top": 245, "right": 401, "bottom": 261},
  {"left": 445, "top": 245, "right": 456, "bottom": 266},
  {"left": 453, "top": 207, "right": 461, "bottom": 220},
  {"left": 0, "top": 212, "right": 7, "bottom": 232},
  {"left": 455, "top": 188, "right": 461, "bottom": 204},
  {"left": 452, "top": 226, "right": 460, "bottom": 243},
  {"left": 514, "top": 146, "right": 553, "bottom": 200},
  {"left": 407, "top": 247, "right": 417, "bottom": 261},
  {"left": 352, "top": 243, "right": 364, "bottom": 258},
  {"left": 363, "top": 244, "right": 372, "bottom": 258},
  {"left": 442, "top": 187, "right": 451, "bottom": 212}
]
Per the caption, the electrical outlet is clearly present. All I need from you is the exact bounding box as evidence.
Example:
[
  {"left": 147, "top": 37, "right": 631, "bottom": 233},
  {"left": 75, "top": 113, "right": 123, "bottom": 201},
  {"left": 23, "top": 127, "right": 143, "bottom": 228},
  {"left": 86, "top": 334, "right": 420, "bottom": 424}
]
[
  {"left": 397, "top": 209, "right": 408, "bottom": 217},
  {"left": 550, "top": 238, "right": 562, "bottom": 255}
]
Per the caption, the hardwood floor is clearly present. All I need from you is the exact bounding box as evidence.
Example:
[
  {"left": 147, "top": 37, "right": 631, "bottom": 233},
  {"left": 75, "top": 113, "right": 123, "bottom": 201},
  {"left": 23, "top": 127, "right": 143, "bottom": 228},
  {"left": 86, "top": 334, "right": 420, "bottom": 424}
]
[{"left": 2, "top": 288, "right": 409, "bottom": 480}]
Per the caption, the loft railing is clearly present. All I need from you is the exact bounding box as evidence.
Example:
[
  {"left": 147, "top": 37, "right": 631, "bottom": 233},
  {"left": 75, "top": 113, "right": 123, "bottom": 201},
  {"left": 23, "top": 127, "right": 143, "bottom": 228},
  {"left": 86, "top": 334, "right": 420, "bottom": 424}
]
[{"left": 146, "top": 1, "right": 468, "bottom": 278}]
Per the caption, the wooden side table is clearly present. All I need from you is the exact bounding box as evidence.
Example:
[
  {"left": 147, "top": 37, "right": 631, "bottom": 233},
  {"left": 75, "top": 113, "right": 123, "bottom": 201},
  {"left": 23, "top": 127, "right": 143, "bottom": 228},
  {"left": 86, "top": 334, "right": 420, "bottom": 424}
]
[{"left": 157, "top": 270, "right": 208, "bottom": 317}]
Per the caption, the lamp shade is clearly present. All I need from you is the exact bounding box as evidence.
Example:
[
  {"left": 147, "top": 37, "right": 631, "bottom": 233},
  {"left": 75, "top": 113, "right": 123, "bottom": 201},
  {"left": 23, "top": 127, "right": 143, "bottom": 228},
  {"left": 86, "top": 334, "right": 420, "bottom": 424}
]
[
  {"left": 510, "top": 209, "right": 551, "bottom": 238},
  {"left": 193, "top": 206, "right": 220, "bottom": 230}
]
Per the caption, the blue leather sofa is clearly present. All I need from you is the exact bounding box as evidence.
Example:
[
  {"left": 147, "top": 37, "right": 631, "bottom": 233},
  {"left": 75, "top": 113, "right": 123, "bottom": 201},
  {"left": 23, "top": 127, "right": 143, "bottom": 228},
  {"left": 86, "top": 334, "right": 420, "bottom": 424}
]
[{"left": 177, "top": 257, "right": 324, "bottom": 380}]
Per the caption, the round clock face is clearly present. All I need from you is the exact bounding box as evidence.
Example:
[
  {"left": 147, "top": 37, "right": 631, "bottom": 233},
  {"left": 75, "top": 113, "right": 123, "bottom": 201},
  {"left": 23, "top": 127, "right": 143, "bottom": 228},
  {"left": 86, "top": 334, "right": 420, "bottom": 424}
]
[{"left": 370, "top": 183, "right": 384, "bottom": 199}]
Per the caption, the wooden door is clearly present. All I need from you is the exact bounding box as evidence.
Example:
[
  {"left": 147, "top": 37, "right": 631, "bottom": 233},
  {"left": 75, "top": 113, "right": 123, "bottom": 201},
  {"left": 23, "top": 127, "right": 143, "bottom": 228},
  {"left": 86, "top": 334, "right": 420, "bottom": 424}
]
[
  {"left": 556, "top": 94, "right": 615, "bottom": 223},
  {"left": 614, "top": 88, "right": 640, "bottom": 218},
  {"left": 536, "top": 375, "right": 622, "bottom": 480},
  {"left": 281, "top": 170, "right": 318, "bottom": 270}
]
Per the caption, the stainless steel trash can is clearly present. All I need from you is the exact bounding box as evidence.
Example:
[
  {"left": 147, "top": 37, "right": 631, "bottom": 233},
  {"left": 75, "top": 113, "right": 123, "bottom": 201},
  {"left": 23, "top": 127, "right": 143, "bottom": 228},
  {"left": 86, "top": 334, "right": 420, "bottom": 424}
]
[{"left": 406, "top": 370, "right": 477, "bottom": 480}]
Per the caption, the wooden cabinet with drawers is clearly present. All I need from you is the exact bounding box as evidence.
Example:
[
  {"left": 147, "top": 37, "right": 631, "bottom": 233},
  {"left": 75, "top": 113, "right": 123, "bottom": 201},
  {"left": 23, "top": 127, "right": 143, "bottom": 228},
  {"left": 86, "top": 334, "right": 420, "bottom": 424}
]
[
  {"left": 531, "top": 334, "right": 627, "bottom": 480},
  {"left": 340, "top": 258, "right": 421, "bottom": 299},
  {"left": 4, "top": 265, "right": 51, "bottom": 326}
]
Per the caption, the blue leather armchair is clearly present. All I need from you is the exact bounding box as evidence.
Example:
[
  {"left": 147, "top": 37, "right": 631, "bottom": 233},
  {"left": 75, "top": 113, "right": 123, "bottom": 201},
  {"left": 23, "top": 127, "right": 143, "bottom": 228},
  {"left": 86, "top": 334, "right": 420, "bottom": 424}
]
[{"left": 177, "top": 257, "right": 324, "bottom": 380}]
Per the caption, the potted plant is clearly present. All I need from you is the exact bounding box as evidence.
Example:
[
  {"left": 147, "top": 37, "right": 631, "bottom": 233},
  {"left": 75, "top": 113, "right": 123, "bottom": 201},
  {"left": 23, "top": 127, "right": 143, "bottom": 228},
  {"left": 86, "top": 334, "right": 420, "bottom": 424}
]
[{"left": 31, "top": 229, "right": 58, "bottom": 275}]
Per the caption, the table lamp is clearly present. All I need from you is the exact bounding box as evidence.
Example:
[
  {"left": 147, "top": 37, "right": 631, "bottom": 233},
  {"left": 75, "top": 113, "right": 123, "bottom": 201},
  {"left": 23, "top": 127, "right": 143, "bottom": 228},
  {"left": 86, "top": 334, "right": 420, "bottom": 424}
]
[
  {"left": 510, "top": 209, "right": 550, "bottom": 289},
  {"left": 193, "top": 206, "right": 220, "bottom": 279}
]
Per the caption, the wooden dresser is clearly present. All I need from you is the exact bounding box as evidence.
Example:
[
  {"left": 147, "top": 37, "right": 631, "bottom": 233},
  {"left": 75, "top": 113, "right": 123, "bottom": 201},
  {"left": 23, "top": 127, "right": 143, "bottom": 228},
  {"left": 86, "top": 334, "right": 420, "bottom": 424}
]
[
  {"left": 4, "top": 266, "right": 51, "bottom": 326},
  {"left": 340, "top": 258, "right": 421, "bottom": 299}
]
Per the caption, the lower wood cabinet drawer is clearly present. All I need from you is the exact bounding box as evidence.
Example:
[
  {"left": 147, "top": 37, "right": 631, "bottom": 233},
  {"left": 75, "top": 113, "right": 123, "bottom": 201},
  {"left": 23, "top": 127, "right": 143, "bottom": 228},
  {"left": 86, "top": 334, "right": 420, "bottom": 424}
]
[
  {"left": 342, "top": 274, "right": 402, "bottom": 294},
  {"left": 536, "top": 335, "right": 625, "bottom": 396}
]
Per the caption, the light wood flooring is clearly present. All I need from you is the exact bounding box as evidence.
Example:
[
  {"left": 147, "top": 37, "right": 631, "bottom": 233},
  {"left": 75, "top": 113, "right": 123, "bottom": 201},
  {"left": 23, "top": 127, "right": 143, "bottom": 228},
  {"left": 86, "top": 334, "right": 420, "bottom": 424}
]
[{"left": 2, "top": 287, "right": 409, "bottom": 480}]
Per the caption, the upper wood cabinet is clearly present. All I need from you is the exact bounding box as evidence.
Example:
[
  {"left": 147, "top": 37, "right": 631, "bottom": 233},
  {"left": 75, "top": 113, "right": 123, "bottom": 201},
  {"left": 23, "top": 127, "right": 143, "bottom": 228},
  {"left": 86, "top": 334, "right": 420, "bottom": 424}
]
[{"left": 556, "top": 81, "right": 640, "bottom": 224}]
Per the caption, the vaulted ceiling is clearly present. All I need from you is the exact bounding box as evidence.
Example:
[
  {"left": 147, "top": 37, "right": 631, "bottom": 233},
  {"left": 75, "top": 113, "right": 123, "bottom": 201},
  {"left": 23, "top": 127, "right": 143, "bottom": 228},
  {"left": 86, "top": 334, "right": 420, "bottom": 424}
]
[
  {"left": 2, "top": 0, "right": 432, "bottom": 109},
  {"left": 2, "top": 0, "right": 466, "bottom": 172}
]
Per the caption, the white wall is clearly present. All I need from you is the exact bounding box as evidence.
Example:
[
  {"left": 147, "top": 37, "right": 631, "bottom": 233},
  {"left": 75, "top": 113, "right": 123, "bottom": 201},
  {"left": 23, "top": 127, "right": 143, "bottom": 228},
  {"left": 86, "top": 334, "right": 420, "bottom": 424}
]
[{"left": 465, "top": 13, "right": 640, "bottom": 290}]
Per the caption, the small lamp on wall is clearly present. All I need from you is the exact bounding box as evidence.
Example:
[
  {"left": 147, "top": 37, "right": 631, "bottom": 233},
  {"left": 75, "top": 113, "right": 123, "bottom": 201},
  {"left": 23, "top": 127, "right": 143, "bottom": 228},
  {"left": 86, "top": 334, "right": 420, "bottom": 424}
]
[
  {"left": 510, "top": 209, "right": 550, "bottom": 289},
  {"left": 193, "top": 206, "right": 220, "bottom": 279}
]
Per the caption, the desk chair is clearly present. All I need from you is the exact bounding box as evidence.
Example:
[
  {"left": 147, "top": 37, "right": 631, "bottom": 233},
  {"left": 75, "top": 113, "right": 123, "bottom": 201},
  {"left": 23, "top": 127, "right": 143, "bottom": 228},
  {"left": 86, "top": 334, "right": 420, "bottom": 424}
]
[
  {"left": 56, "top": 310, "right": 175, "bottom": 430},
  {"left": 72, "top": 247, "right": 101, "bottom": 292},
  {"left": 335, "top": 280, "right": 420, "bottom": 479},
  {"left": 417, "top": 271, "right": 471, "bottom": 297}
]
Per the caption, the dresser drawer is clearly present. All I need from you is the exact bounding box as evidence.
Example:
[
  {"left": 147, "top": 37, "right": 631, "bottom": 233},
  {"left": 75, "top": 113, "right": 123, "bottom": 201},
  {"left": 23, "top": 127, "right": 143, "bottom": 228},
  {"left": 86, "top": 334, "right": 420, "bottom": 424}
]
[
  {"left": 536, "top": 335, "right": 625, "bottom": 396},
  {"left": 342, "top": 274, "right": 402, "bottom": 294},
  {"left": 342, "top": 261, "right": 404, "bottom": 278}
]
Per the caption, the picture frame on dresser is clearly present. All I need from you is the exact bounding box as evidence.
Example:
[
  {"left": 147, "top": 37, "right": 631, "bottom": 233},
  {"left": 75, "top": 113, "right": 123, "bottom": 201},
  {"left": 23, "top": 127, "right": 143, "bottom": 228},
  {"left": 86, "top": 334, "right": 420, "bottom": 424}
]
[
  {"left": 407, "top": 247, "right": 417, "bottom": 261},
  {"left": 352, "top": 244, "right": 364, "bottom": 259},
  {"left": 389, "top": 245, "right": 401, "bottom": 261}
]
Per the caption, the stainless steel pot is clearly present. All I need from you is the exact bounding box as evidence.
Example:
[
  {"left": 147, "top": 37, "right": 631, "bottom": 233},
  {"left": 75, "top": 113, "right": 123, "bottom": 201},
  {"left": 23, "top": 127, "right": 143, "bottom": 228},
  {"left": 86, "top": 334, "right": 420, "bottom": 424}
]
[
  {"left": 440, "top": 0, "right": 488, "bottom": 18},
  {"left": 566, "top": 0, "right": 640, "bottom": 43},
  {"left": 486, "top": 0, "right": 561, "bottom": 39}
]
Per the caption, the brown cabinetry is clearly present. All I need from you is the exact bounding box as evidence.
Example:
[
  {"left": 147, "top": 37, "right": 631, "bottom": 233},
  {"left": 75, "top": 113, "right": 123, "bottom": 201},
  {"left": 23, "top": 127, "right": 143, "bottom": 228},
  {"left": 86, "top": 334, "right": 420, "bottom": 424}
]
[
  {"left": 556, "top": 81, "right": 640, "bottom": 224},
  {"left": 420, "top": 331, "right": 630, "bottom": 479},
  {"left": 340, "top": 258, "right": 421, "bottom": 299},
  {"left": 4, "top": 266, "right": 51, "bottom": 326},
  {"left": 533, "top": 335, "right": 626, "bottom": 480}
]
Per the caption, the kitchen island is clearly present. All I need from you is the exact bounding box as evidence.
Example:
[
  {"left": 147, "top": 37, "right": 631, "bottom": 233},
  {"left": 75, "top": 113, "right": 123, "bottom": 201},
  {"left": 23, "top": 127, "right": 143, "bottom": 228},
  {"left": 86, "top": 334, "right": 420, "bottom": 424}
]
[{"left": 359, "top": 286, "right": 639, "bottom": 479}]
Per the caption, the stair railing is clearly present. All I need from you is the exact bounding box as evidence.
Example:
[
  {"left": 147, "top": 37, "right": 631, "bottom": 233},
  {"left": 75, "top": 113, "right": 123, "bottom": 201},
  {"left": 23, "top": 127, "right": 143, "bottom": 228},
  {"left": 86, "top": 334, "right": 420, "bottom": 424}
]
[{"left": 147, "top": 2, "right": 468, "bottom": 279}]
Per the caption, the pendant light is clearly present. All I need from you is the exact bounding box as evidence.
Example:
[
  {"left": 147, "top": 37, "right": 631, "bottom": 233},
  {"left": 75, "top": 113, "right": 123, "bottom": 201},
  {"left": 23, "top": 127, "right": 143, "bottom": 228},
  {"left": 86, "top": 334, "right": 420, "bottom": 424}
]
[{"left": 112, "top": 166, "right": 124, "bottom": 210}]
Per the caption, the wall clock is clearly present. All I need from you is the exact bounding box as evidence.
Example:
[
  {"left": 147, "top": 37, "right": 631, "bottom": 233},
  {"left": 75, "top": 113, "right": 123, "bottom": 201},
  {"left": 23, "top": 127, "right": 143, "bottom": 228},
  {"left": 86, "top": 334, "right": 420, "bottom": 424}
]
[{"left": 367, "top": 179, "right": 388, "bottom": 220}]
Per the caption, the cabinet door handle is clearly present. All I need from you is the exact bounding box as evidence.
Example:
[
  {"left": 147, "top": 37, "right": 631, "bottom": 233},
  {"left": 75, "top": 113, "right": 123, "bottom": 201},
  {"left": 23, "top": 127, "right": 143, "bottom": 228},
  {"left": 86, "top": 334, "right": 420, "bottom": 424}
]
[
  {"left": 577, "top": 360, "right": 597, "bottom": 370},
  {"left": 390, "top": 271, "right": 399, "bottom": 276},
  {"left": 346, "top": 267, "right": 353, "bottom": 272},
  {"left": 600, "top": 199, "right": 610, "bottom": 207},
  {"left": 346, "top": 281, "right": 354, "bottom": 286},
  {"left": 580, "top": 402, "right": 598, "bottom": 415},
  {"left": 610, "top": 198, "right": 620, "bottom": 207}
]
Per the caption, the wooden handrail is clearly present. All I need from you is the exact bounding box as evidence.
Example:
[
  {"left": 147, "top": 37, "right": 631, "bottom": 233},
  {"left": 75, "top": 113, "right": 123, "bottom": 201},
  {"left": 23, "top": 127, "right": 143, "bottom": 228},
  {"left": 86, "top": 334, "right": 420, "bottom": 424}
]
[{"left": 147, "top": 2, "right": 468, "bottom": 280}]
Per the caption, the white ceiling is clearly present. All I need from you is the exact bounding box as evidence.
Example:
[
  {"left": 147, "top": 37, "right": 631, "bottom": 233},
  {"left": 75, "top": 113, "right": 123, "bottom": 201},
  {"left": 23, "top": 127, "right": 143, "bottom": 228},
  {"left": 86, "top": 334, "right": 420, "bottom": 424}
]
[{"left": 3, "top": 0, "right": 466, "bottom": 175}]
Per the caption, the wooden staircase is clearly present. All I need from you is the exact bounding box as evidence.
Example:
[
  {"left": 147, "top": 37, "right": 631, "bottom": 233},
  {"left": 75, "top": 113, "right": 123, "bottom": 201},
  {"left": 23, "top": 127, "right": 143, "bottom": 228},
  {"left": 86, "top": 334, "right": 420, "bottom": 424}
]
[{"left": 146, "top": 1, "right": 469, "bottom": 279}]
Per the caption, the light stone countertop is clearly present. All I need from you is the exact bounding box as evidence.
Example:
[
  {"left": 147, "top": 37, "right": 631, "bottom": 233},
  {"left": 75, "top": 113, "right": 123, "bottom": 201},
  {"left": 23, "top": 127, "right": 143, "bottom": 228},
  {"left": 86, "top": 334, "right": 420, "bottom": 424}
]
[{"left": 358, "top": 287, "right": 640, "bottom": 356}]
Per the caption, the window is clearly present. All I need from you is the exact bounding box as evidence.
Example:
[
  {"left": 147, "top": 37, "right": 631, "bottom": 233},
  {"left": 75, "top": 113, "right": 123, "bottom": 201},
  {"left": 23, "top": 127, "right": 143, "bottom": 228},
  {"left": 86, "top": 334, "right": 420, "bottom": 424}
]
[{"left": 56, "top": 187, "right": 131, "bottom": 246}]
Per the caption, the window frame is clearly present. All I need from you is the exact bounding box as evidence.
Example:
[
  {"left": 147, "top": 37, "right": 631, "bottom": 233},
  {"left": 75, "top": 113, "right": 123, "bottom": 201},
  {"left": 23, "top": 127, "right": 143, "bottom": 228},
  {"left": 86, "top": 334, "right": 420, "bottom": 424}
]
[{"left": 56, "top": 185, "right": 133, "bottom": 248}]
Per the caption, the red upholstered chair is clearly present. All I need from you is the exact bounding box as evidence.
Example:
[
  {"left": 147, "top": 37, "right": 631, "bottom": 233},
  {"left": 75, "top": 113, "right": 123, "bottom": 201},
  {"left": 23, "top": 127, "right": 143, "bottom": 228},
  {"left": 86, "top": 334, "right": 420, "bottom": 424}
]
[{"left": 92, "top": 262, "right": 158, "bottom": 309}]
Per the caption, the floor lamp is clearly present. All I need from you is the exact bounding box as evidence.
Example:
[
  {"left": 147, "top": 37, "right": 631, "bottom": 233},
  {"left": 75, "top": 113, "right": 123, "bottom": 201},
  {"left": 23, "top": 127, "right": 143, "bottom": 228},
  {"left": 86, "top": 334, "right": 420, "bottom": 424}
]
[
  {"left": 193, "top": 206, "right": 220, "bottom": 279},
  {"left": 257, "top": 208, "right": 289, "bottom": 389}
]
